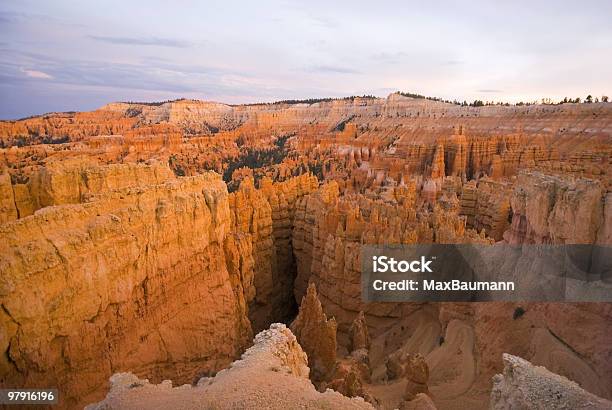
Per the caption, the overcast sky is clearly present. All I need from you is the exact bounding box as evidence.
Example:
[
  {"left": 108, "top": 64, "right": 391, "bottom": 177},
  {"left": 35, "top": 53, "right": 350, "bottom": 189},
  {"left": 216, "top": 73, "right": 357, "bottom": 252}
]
[{"left": 1, "top": 0, "right": 611, "bottom": 119}]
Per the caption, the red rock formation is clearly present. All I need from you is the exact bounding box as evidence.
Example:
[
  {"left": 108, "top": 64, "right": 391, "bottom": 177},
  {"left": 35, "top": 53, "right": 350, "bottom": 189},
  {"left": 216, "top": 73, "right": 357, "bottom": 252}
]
[
  {"left": 460, "top": 178, "right": 512, "bottom": 241},
  {"left": 0, "top": 171, "right": 17, "bottom": 223},
  {"left": 349, "top": 311, "right": 370, "bottom": 353},
  {"left": 504, "top": 171, "right": 608, "bottom": 244},
  {"left": 385, "top": 352, "right": 430, "bottom": 400},
  {"left": 290, "top": 283, "right": 337, "bottom": 381},
  {"left": 0, "top": 159, "right": 175, "bottom": 220},
  {"left": 326, "top": 363, "right": 373, "bottom": 403},
  {"left": 1, "top": 95, "right": 611, "bottom": 409},
  {"left": 0, "top": 169, "right": 253, "bottom": 408},
  {"left": 292, "top": 181, "right": 492, "bottom": 337},
  {"left": 228, "top": 174, "right": 318, "bottom": 331}
]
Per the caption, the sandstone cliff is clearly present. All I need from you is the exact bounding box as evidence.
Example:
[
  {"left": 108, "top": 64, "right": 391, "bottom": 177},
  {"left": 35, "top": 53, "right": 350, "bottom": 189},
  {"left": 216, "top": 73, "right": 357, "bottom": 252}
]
[
  {"left": 228, "top": 174, "right": 318, "bottom": 331},
  {"left": 1, "top": 158, "right": 175, "bottom": 221},
  {"left": 290, "top": 179, "right": 612, "bottom": 409},
  {"left": 0, "top": 168, "right": 253, "bottom": 408},
  {"left": 504, "top": 171, "right": 609, "bottom": 244}
]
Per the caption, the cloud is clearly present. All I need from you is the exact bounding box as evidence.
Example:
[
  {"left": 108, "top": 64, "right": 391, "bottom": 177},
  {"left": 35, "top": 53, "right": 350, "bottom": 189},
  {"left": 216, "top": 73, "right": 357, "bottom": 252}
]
[
  {"left": 20, "top": 68, "right": 53, "bottom": 79},
  {"left": 309, "top": 15, "right": 337, "bottom": 29},
  {"left": 0, "top": 11, "right": 30, "bottom": 23},
  {"left": 1, "top": 49, "right": 295, "bottom": 99},
  {"left": 478, "top": 89, "right": 503, "bottom": 93},
  {"left": 88, "top": 35, "right": 192, "bottom": 48},
  {"left": 373, "top": 52, "right": 409, "bottom": 62},
  {"left": 0, "top": 11, "right": 85, "bottom": 27},
  {"left": 306, "top": 65, "right": 360, "bottom": 74}
]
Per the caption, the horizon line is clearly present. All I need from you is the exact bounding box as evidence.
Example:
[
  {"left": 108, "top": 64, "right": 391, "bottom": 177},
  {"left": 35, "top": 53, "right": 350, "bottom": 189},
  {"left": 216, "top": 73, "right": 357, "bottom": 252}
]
[{"left": 2, "top": 91, "right": 610, "bottom": 122}]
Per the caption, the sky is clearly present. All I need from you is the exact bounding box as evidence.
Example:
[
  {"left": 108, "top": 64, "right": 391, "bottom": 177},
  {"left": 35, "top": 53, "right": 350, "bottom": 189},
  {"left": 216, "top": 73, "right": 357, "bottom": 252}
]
[{"left": 0, "top": 0, "right": 611, "bottom": 119}]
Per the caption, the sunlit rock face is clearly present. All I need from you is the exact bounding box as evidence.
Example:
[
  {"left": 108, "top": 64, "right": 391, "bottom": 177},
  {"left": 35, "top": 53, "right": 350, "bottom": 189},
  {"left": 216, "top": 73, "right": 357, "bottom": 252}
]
[{"left": 0, "top": 169, "right": 252, "bottom": 408}]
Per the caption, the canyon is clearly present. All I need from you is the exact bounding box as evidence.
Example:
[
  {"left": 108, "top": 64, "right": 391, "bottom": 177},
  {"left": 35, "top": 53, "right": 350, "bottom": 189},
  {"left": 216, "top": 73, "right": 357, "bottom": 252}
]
[{"left": 0, "top": 94, "right": 611, "bottom": 409}]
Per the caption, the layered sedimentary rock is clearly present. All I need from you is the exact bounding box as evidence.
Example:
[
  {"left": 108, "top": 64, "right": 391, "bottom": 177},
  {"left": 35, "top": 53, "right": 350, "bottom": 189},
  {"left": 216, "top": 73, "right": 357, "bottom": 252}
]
[
  {"left": 259, "top": 175, "right": 319, "bottom": 326},
  {"left": 491, "top": 354, "right": 612, "bottom": 409},
  {"left": 291, "top": 175, "right": 612, "bottom": 408},
  {"left": 0, "top": 153, "right": 320, "bottom": 407},
  {"left": 290, "top": 283, "right": 337, "bottom": 381},
  {"left": 86, "top": 324, "right": 373, "bottom": 410},
  {"left": 228, "top": 177, "right": 275, "bottom": 330},
  {"left": 1, "top": 158, "right": 175, "bottom": 221},
  {"left": 0, "top": 171, "right": 17, "bottom": 223},
  {"left": 228, "top": 174, "right": 318, "bottom": 331},
  {"left": 459, "top": 178, "right": 512, "bottom": 241},
  {"left": 0, "top": 110, "right": 136, "bottom": 145},
  {"left": 0, "top": 169, "right": 253, "bottom": 408},
  {"left": 504, "top": 171, "right": 609, "bottom": 244},
  {"left": 292, "top": 181, "right": 491, "bottom": 335},
  {"left": 3, "top": 96, "right": 611, "bottom": 192}
]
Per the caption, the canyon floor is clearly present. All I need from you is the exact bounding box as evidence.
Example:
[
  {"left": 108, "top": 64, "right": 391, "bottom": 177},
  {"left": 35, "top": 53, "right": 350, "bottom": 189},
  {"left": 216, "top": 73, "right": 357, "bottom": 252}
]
[{"left": 1, "top": 94, "right": 611, "bottom": 409}]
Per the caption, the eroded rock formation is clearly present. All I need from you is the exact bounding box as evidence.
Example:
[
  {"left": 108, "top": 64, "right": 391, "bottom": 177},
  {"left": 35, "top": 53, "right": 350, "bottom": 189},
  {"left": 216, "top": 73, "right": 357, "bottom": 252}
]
[
  {"left": 0, "top": 161, "right": 317, "bottom": 408},
  {"left": 86, "top": 324, "right": 374, "bottom": 410},
  {"left": 228, "top": 173, "right": 318, "bottom": 331},
  {"left": 505, "top": 171, "right": 609, "bottom": 244},
  {"left": 491, "top": 354, "right": 612, "bottom": 410},
  {"left": 349, "top": 311, "right": 370, "bottom": 353},
  {"left": 290, "top": 283, "right": 337, "bottom": 381},
  {"left": 1, "top": 95, "right": 611, "bottom": 409},
  {"left": 0, "top": 168, "right": 253, "bottom": 408},
  {"left": 386, "top": 352, "right": 430, "bottom": 400}
]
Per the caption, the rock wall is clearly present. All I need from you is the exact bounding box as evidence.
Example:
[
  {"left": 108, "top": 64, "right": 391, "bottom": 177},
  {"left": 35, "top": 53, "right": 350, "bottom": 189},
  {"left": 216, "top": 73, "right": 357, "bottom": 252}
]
[
  {"left": 0, "top": 170, "right": 253, "bottom": 408},
  {"left": 292, "top": 182, "right": 491, "bottom": 334},
  {"left": 291, "top": 182, "right": 612, "bottom": 408},
  {"left": 228, "top": 174, "right": 318, "bottom": 331},
  {"left": 459, "top": 178, "right": 512, "bottom": 241},
  {"left": 0, "top": 158, "right": 175, "bottom": 221},
  {"left": 0, "top": 171, "right": 17, "bottom": 224},
  {"left": 504, "top": 172, "right": 609, "bottom": 244}
]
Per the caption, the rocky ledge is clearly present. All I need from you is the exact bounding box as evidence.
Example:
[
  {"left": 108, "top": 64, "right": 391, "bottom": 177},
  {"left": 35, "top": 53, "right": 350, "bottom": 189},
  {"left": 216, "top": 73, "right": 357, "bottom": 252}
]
[
  {"left": 491, "top": 353, "right": 612, "bottom": 410},
  {"left": 86, "top": 324, "right": 373, "bottom": 410}
]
